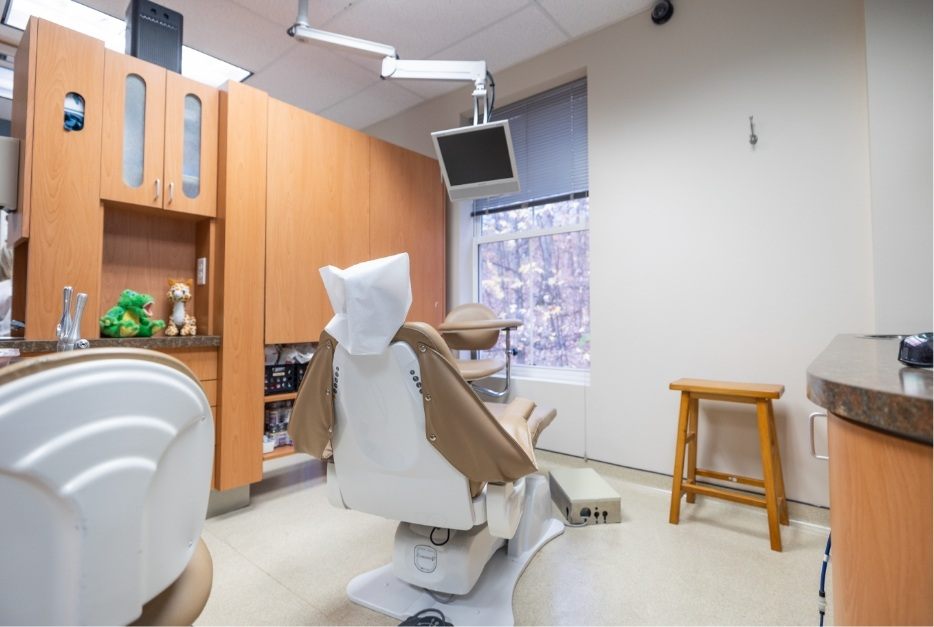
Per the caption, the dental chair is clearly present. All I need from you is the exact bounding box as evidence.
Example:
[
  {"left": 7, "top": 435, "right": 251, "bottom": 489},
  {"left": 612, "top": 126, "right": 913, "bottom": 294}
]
[
  {"left": 289, "top": 254, "right": 564, "bottom": 625},
  {"left": 437, "top": 303, "right": 522, "bottom": 398},
  {"left": 0, "top": 348, "right": 215, "bottom": 625}
]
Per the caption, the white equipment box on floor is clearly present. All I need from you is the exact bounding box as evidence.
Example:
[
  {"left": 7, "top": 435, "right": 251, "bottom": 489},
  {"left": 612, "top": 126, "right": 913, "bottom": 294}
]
[{"left": 549, "top": 468, "right": 621, "bottom": 525}]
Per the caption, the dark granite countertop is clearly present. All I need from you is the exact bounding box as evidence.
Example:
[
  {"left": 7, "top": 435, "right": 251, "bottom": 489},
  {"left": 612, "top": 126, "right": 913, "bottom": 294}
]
[
  {"left": 807, "top": 334, "right": 932, "bottom": 444},
  {"left": 0, "top": 335, "right": 221, "bottom": 353}
]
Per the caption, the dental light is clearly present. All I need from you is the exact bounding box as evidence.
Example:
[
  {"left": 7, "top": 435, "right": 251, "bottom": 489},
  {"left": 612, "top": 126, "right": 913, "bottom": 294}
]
[{"left": 288, "top": 0, "right": 520, "bottom": 199}]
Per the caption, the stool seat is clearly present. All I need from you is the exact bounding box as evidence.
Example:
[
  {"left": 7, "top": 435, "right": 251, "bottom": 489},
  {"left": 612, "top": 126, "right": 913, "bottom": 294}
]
[
  {"left": 669, "top": 378, "right": 784, "bottom": 399},
  {"left": 668, "top": 377, "right": 788, "bottom": 551}
]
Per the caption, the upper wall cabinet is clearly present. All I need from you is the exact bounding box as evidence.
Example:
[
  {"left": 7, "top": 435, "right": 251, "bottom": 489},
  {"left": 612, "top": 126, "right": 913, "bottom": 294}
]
[
  {"left": 265, "top": 98, "right": 371, "bottom": 344},
  {"left": 100, "top": 51, "right": 217, "bottom": 217},
  {"left": 369, "top": 138, "right": 446, "bottom": 325},
  {"left": 163, "top": 73, "right": 218, "bottom": 217}
]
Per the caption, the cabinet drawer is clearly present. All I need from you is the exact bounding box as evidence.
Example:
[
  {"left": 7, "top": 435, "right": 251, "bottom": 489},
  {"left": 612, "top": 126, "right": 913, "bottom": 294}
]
[
  {"left": 164, "top": 347, "right": 217, "bottom": 381},
  {"left": 201, "top": 379, "right": 217, "bottom": 406}
]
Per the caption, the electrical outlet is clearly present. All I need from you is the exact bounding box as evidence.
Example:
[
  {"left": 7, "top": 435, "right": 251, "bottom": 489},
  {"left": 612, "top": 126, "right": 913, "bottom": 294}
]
[{"left": 196, "top": 257, "right": 207, "bottom": 285}]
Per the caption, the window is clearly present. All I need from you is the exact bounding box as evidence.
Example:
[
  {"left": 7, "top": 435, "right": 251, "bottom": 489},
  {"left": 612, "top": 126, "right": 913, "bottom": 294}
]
[{"left": 473, "top": 78, "right": 589, "bottom": 371}]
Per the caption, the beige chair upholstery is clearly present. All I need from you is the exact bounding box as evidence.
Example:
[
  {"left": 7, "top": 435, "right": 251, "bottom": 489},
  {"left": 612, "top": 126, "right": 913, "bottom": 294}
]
[
  {"left": 437, "top": 303, "right": 522, "bottom": 397},
  {"left": 290, "top": 322, "right": 547, "bottom": 485},
  {"left": 132, "top": 538, "right": 213, "bottom": 626}
]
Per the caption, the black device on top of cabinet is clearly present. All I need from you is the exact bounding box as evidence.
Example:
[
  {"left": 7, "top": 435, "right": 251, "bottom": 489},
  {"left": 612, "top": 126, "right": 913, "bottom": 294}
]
[{"left": 125, "top": 0, "right": 183, "bottom": 73}]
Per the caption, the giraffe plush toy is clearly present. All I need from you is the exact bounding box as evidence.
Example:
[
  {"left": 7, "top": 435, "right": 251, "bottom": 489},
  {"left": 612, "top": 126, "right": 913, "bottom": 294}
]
[{"left": 165, "top": 278, "right": 197, "bottom": 336}]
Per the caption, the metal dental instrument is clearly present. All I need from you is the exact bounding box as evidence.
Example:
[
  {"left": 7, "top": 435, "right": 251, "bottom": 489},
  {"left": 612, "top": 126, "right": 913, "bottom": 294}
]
[
  {"left": 56, "top": 286, "right": 73, "bottom": 338},
  {"left": 56, "top": 287, "right": 89, "bottom": 351}
]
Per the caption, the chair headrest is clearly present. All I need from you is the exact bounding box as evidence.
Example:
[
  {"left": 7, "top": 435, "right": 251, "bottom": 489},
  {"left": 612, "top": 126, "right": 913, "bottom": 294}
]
[{"left": 320, "top": 253, "right": 412, "bottom": 356}]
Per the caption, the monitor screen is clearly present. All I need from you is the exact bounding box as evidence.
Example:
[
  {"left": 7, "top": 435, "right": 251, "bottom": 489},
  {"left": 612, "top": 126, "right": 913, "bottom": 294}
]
[{"left": 432, "top": 121, "right": 520, "bottom": 201}]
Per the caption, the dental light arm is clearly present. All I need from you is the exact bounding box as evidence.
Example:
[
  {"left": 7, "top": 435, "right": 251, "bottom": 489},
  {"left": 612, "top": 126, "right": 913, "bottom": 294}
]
[
  {"left": 288, "top": 0, "right": 492, "bottom": 124},
  {"left": 288, "top": 23, "right": 398, "bottom": 58},
  {"left": 381, "top": 58, "right": 490, "bottom": 124},
  {"left": 288, "top": 0, "right": 397, "bottom": 57}
]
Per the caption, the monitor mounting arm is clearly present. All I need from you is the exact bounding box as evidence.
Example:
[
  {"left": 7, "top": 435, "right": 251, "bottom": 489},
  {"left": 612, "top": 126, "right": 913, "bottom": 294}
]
[{"left": 288, "top": 0, "right": 491, "bottom": 124}]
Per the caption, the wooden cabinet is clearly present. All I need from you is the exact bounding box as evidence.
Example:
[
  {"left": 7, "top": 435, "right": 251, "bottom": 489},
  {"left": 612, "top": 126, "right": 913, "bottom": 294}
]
[
  {"left": 369, "top": 137, "right": 446, "bottom": 325},
  {"left": 100, "top": 51, "right": 217, "bottom": 217},
  {"left": 265, "top": 98, "right": 371, "bottom": 344},
  {"left": 163, "top": 73, "right": 218, "bottom": 217},
  {"left": 828, "top": 413, "right": 932, "bottom": 625},
  {"left": 101, "top": 51, "right": 165, "bottom": 210},
  {"left": 10, "top": 19, "right": 106, "bottom": 339},
  {"left": 214, "top": 82, "right": 269, "bottom": 490},
  {"left": 265, "top": 101, "right": 446, "bottom": 345}
]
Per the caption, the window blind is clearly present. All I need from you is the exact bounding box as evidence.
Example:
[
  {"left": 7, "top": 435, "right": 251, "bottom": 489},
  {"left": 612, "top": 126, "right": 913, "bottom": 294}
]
[{"left": 472, "top": 77, "right": 588, "bottom": 216}]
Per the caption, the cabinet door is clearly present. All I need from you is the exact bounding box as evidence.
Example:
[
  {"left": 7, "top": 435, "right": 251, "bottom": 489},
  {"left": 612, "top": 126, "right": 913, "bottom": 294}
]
[
  {"left": 23, "top": 19, "right": 106, "bottom": 339},
  {"left": 100, "top": 50, "right": 166, "bottom": 208},
  {"left": 265, "top": 99, "right": 370, "bottom": 344},
  {"left": 163, "top": 73, "right": 218, "bottom": 217},
  {"left": 369, "top": 138, "right": 446, "bottom": 325},
  {"left": 828, "top": 413, "right": 932, "bottom": 625}
]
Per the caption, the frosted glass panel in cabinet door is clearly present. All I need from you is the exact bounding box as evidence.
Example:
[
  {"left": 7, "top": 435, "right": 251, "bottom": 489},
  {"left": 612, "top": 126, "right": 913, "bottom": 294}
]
[
  {"left": 182, "top": 94, "right": 202, "bottom": 198},
  {"left": 122, "top": 74, "right": 146, "bottom": 188}
]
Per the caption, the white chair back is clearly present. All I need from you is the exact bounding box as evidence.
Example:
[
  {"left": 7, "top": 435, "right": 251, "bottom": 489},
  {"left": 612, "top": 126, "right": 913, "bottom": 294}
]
[
  {"left": 0, "top": 349, "right": 214, "bottom": 625},
  {"left": 331, "top": 342, "right": 484, "bottom": 530}
]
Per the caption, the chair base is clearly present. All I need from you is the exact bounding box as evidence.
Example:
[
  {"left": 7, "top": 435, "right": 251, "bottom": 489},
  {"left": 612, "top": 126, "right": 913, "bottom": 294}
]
[{"left": 347, "top": 474, "right": 564, "bottom": 626}]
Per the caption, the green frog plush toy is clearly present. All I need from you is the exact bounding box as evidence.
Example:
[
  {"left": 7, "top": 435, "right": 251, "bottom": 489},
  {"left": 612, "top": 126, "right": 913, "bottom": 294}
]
[{"left": 100, "top": 289, "right": 166, "bottom": 338}]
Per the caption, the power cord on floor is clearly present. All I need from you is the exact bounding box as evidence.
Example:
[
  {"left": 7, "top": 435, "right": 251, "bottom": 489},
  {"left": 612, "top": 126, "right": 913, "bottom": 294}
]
[
  {"left": 818, "top": 532, "right": 831, "bottom": 626},
  {"left": 399, "top": 608, "right": 452, "bottom": 626}
]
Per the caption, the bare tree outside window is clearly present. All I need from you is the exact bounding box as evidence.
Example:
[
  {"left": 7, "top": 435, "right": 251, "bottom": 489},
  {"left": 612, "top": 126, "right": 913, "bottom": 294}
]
[{"left": 476, "top": 198, "right": 590, "bottom": 369}]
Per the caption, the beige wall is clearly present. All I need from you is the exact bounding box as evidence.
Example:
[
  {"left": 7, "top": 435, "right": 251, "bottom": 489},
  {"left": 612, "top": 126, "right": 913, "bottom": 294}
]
[
  {"left": 864, "top": 0, "right": 933, "bottom": 333},
  {"left": 368, "top": 0, "right": 881, "bottom": 507}
]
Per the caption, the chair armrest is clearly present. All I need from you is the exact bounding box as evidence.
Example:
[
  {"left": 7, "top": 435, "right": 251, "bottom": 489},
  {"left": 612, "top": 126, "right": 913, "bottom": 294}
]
[
  {"left": 437, "top": 319, "right": 523, "bottom": 332},
  {"left": 327, "top": 462, "right": 348, "bottom": 510},
  {"left": 486, "top": 478, "right": 526, "bottom": 539}
]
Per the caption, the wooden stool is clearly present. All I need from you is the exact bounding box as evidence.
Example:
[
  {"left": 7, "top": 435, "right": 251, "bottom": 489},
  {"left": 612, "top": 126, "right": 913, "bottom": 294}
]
[{"left": 668, "top": 378, "right": 789, "bottom": 551}]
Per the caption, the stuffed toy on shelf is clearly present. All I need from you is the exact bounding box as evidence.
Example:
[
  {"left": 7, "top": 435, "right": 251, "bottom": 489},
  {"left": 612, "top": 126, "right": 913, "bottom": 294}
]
[
  {"left": 165, "top": 278, "right": 197, "bottom": 336},
  {"left": 100, "top": 289, "right": 166, "bottom": 338}
]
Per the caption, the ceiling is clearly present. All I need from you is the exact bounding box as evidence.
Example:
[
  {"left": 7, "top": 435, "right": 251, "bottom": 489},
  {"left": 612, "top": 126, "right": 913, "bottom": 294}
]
[{"left": 0, "top": 0, "right": 653, "bottom": 129}]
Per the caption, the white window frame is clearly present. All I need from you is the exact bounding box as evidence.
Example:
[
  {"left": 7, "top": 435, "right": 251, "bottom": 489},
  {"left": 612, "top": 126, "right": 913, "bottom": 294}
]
[{"left": 471, "top": 202, "right": 591, "bottom": 384}]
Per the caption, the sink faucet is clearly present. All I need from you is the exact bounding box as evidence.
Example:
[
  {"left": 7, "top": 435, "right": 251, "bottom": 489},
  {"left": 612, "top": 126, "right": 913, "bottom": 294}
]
[{"left": 56, "top": 286, "right": 89, "bottom": 351}]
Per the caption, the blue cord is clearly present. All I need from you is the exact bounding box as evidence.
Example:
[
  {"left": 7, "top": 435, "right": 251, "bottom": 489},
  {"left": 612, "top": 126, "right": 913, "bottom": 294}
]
[{"left": 819, "top": 533, "right": 831, "bottom": 626}]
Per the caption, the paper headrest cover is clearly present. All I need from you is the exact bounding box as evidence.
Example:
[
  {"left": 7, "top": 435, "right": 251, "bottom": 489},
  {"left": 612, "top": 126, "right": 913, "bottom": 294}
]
[{"left": 320, "top": 253, "right": 413, "bottom": 355}]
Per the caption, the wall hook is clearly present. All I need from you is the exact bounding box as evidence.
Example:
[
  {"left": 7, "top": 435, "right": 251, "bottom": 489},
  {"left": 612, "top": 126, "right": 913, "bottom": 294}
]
[{"left": 748, "top": 115, "right": 758, "bottom": 146}]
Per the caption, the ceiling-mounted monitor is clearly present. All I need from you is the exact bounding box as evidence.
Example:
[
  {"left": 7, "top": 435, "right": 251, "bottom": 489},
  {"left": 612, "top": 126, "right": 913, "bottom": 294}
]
[{"left": 431, "top": 120, "right": 520, "bottom": 202}]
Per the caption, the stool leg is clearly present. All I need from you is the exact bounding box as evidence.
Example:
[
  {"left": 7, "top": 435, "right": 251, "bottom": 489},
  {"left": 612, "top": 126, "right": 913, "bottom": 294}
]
[
  {"left": 756, "top": 399, "right": 782, "bottom": 551},
  {"left": 767, "top": 401, "right": 789, "bottom": 525},
  {"left": 669, "top": 392, "right": 691, "bottom": 524},
  {"left": 685, "top": 397, "right": 699, "bottom": 503}
]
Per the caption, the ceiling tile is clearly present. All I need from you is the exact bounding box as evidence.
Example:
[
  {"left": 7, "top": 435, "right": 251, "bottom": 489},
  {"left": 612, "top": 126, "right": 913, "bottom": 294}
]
[
  {"left": 535, "top": 0, "right": 653, "bottom": 38},
  {"left": 230, "top": 0, "right": 357, "bottom": 29},
  {"left": 248, "top": 43, "right": 378, "bottom": 112},
  {"left": 319, "top": 80, "right": 422, "bottom": 129},
  {"left": 325, "top": 0, "right": 529, "bottom": 60},
  {"left": 395, "top": 79, "right": 466, "bottom": 101},
  {"left": 82, "top": 0, "right": 294, "bottom": 73},
  {"left": 430, "top": 4, "right": 567, "bottom": 74}
]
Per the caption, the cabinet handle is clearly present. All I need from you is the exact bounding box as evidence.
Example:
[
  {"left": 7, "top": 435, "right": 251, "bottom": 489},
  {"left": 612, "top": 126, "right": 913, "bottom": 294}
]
[
  {"left": 168, "top": 182, "right": 175, "bottom": 204},
  {"left": 809, "top": 412, "right": 829, "bottom": 460},
  {"left": 154, "top": 178, "right": 162, "bottom": 201}
]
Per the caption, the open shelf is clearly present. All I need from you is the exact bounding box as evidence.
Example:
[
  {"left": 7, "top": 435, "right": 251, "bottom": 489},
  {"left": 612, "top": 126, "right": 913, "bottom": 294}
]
[
  {"left": 264, "top": 391, "right": 297, "bottom": 403},
  {"left": 263, "top": 445, "right": 296, "bottom": 460}
]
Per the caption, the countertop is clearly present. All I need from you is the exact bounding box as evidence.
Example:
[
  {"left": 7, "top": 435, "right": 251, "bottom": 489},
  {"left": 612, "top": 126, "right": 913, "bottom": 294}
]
[
  {"left": 0, "top": 335, "right": 221, "bottom": 353},
  {"left": 807, "top": 334, "right": 932, "bottom": 444}
]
